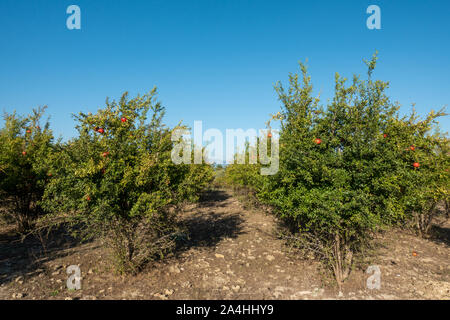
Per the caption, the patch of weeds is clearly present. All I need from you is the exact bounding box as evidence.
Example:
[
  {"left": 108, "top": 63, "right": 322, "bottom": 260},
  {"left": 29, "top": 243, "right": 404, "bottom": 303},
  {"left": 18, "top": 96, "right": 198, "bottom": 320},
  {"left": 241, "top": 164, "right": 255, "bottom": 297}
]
[{"left": 50, "top": 289, "right": 59, "bottom": 296}]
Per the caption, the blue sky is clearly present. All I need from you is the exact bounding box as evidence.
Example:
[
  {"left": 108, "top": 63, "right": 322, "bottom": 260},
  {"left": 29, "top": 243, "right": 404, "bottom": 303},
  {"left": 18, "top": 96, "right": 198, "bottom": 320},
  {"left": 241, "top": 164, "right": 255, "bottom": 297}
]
[{"left": 0, "top": 0, "right": 449, "bottom": 141}]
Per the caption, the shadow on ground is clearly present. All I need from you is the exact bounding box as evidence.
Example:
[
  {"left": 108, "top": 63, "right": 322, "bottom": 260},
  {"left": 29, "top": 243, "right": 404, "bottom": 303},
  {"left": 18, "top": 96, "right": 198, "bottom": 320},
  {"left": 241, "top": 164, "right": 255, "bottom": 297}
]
[
  {"left": 176, "top": 189, "right": 245, "bottom": 251},
  {"left": 0, "top": 189, "right": 242, "bottom": 285},
  {"left": 0, "top": 224, "right": 93, "bottom": 285},
  {"left": 430, "top": 224, "right": 450, "bottom": 247},
  {"left": 181, "top": 212, "right": 244, "bottom": 247},
  {"left": 197, "top": 189, "right": 232, "bottom": 208}
]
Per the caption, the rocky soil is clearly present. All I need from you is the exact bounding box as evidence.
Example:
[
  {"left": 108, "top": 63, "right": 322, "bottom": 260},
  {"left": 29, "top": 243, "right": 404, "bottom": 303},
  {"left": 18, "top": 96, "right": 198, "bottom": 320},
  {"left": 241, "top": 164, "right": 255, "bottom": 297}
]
[{"left": 1, "top": 189, "right": 449, "bottom": 300}]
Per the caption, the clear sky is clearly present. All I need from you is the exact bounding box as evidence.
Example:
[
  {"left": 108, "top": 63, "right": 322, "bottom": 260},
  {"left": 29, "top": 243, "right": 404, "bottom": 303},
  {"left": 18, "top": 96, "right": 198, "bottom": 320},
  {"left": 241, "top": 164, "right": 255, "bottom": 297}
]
[{"left": 0, "top": 0, "right": 449, "bottom": 141}]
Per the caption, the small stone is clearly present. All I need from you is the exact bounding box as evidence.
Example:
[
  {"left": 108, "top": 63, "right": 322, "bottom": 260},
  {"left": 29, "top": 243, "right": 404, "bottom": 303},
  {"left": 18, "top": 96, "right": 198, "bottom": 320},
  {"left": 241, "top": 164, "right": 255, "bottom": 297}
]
[
  {"left": 296, "top": 290, "right": 312, "bottom": 295},
  {"left": 215, "top": 254, "right": 225, "bottom": 259},
  {"left": 266, "top": 255, "right": 275, "bottom": 262},
  {"left": 164, "top": 289, "right": 174, "bottom": 296},
  {"left": 64, "top": 297, "right": 73, "bottom": 300},
  {"left": 153, "top": 293, "right": 168, "bottom": 300},
  {"left": 88, "top": 269, "right": 93, "bottom": 274},
  {"left": 379, "top": 294, "right": 396, "bottom": 299},
  {"left": 313, "top": 288, "right": 325, "bottom": 296},
  {"left": 169, "top": 266, "right": 181, "bottom": 274}
]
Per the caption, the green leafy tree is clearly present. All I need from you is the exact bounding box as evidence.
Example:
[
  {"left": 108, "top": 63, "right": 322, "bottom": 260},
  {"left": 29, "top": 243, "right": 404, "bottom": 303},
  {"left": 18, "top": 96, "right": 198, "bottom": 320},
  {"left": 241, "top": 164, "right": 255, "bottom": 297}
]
[
  {"left": 0, "top": 107, "right": 54, "bottom": 233},
  {"left": 41, "top": 89, "right": 212, "bottom": 273},
  {"left": 391, "top": 111, "right": 449, "bottom": 236},
  {"left": 225, "top": 53, "right": 448, "bottom": 288},
  {"left": 224, "top": 141, "right": 263, "bottom": 190}
]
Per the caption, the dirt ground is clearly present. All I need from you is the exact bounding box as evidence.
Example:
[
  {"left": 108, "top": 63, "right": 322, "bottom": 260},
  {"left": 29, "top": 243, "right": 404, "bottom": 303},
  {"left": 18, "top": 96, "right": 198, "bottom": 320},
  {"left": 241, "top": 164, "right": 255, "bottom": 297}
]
[{"left": 0, "top": 189, "right": 449, "bottom": 300}]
